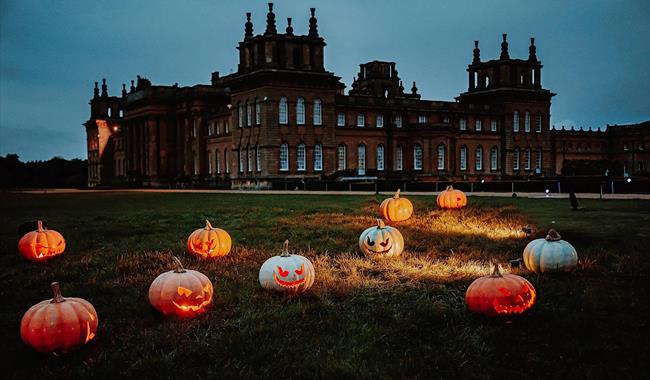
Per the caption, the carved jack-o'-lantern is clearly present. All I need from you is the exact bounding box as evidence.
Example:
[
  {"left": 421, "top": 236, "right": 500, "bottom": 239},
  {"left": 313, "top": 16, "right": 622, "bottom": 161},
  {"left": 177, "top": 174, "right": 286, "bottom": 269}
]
[
  {"left": 148, "top": 256, "right": 214, "bottom": 317},
  {"left": 359, "top": 219, "right": 404, "bottom": 259},
  {"left": 17, "top": 220, "right": 65, "bottom": 261},
  {"left": 465, "top": 264, "right": 536, "bottom": 317},
  {"left": 21, "top": 282, "right": 98, "bottom": 354},
  {"left": 436, "top": 186, "right": 467, "bottom": 209},
  {"left": 187, "top": 219, "right": 232, "bottom": 258},
  {"left": 379, "top": 189, "right": 414, "bottom": 222},
  {"left": 259, "top": 240, "right": 315, "bottom": 293},
  {"left": 523, "top": 229, "right": 578, "bottom": 273}
]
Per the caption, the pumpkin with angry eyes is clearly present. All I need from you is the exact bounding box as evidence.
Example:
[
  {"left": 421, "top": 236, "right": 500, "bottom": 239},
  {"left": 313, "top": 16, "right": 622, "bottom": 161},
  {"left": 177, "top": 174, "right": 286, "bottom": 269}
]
[
  {"left": 359, "top": 219, "right": 404, "bottom": 259},
  {"left": 148, "top": 256, "right": 213, "bottom": 317},
  {"left": 465, "top": 264, "right": 536, "bottom": 317},
  {"left": 379, "top": 189, "right": 414, "bottom": 222},
  {"left": 187, "top": 219, "right": 232, "bottom": 258},
  {"left": 18, "top": 220, "right": 65, "bottom": 262},
  {"left": 436, "top": 185, "right": 467, "bottom": 209},
  {"left": 259, "top": 240, "right": 315, "bottom": 293}
]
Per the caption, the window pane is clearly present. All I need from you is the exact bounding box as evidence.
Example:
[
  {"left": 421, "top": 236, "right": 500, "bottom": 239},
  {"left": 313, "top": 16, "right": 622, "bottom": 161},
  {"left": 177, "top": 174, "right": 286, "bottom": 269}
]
[
  {"left": 395, "top": 115, "right": 402, "bottom": 128},
  {"left": 513, "top": 111, "right": 519, "bottom": 132},
  {"left": 460, "top": 147, "right": 467, "bottom": 170},
  {"left": 475, "top": 119, "right": 482, "bottom": 131},
  {"left": 297, "top": 143, "right": 306, "bottom": 171},
  {"left": 256, "top": 145, "right": 261, "bottom": 172},
  {"left": 491, "top": 120, "right": 497, "bottom": 132},
  {"left": 357, "top": 114, "right": 365, "bottom": 127},
  {"left": 414, "top": 145, "right": 422, "bottom": 170},
  {"left": 314, "top": 144, "right": 323, "bottom": 171},
  {"left": 475, "top": 147, "right": 483, "bottom": 170},
  {"left": 376, "top": 115, "right": 383, "bottom": 128},
  {"left": 437, "top": 144, "right": 445, "bottom": 170},
  {"left": 280, "top": 144, "right": 289, "bottom": 171},
  {"left": 297, "top": 98, "right": 305, "bottom": 125},
  {"left": 460, "top": 118, "right": 466, "bottom": 131},
  {"left": 357, "top": 144, "right": 366, "bottom": 175},
  {"left": 313, "top": 100, "right": 322, "bottom": 126},
  {"left": 377, "top": 145, "right": 384, "bottom": 171},
  {"left": 491, "top": 147, "right": 498, "bottom": 170},
  {"left": 337, "top": 112, "right": 345, "bottom": 127},
  {"left": 279, "top": 97, "right": 288, "bottom": 124},
  {"left": 524, "top": 112, "right": 530, "bottom": 132},
  {"left": 338, "top": 145, "right": 346, "bottom": 170},
  {"left": 255, "top": 100, "right": 261, "bottom": 125},
  {"left": 513, "top": 147, "right": 520, "bottom": 170},
  {"left": 396, "top": 146, "right": 403, "bottom": 171}
]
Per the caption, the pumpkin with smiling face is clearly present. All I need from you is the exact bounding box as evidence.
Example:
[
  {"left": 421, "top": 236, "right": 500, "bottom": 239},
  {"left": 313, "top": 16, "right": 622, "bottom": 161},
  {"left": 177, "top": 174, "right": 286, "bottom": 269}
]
[
  {"left": 148, "top": 256, "right": 213, "bottom": 317},
  {"left": 259, "top": 240, "right": 315, "bottom": 293},
  {"left": 18, "top": 220, "right": 65, "bottom": 262},
  {"left": 187, "top": 219, "right": 232, "bottom": 258},
  {"left": 359, "top": 219, "right": 404, "bottom": 259},
  {"left": 379, "top": 189, "right": 414, "bottom": 222},
  {"left": 465, "top": 264, "right": 536, "bottom": 317}
]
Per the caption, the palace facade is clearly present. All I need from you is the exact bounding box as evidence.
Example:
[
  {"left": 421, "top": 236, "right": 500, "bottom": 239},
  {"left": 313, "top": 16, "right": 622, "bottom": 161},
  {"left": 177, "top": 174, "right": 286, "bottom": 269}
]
[{"left": 84, "top": 3, "right": 649, "bottom": 188}]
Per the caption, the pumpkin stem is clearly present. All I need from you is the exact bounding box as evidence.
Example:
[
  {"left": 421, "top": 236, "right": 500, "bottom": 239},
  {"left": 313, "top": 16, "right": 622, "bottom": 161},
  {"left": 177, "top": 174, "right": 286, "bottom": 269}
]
[
  {"left": 50, "top": 282, "right": 65, "bottom": 303},
  {"left": 446, "top": 185, "right": 453, "bottom": 191},
  {"left": 394, "top": 189, "right": 401, "bottom": 199},
  {"left": 377, "top": 219, "right": 385, "bottom": 228},
  {"left": 205, "top": 220, "right": 213, "bottom": 230},
  {"left": 37, "top": 220, "right": 44, "bottom": 232},
  {"left": 281, "top": 240, "right": 290, "bottom": 257},
  {"left": 545, "top": 229, "right": 562, "bottom": 241},
  {"left": 490, "top": 263, "right": 503, "bottom": 277},
  {"left": 172, "top": 256, "right": 186, "bottom": 273}
]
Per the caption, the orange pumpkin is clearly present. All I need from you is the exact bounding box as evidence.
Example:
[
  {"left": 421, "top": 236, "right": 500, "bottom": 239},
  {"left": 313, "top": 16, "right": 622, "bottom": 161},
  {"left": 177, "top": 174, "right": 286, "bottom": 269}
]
[
  {"left": 17, "top": 220, "right": 65, "bottom": 261},
  {"left": 148, "top": 256, "right": 213, "bottom": 317},
  {"left": 379, "top": 189, "right": 413, "bottom": 222},
  {"left": 21, "top": 282, "right": 98, "bottom": 354},
  {"left": 436, "top": 186, "right": 467, "bottom": 209},
  {"left": 187, "top": 219, "right": 232, "bottom": 258},
  {"left": 465, "top": 264, "right": 536, "bottom": 317}
]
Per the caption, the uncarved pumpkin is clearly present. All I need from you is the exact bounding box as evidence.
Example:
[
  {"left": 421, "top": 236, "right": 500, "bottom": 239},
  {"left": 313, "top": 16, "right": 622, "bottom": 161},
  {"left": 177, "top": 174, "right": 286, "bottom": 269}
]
[
  {"left": 187, "top": 219, "right": 232, "bottom": 258},
  {"left": 465, "top": 264, "right": 536, "bottom": 317},
  {"left": 148, "top": 256, "right": 213, "bottom": 317},
  {"left": 436, "top": 186, "right": 467, "bottom": 209},
  {"left": 379, "top": 189, "right": 414, "bottom": 222},
  {"left": 359, "top": 219, "right": 404, "bottom": 259},
  {"left": 17, "top": 220, "right": 65, "bottom": 261},
  {"left": 523, "top": 229, "right": 578, "bottom": 273},
  {"left": 259, "top": 240, "right": 315, "bottom": 293},
  {"left": 21, "top": 282, "right": 98, "bottom": 354}
]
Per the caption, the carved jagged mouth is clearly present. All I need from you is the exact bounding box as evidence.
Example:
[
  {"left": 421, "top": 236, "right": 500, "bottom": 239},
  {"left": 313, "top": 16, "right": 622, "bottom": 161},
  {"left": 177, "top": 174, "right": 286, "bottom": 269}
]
[
  {"left": 492, "top": 287, "right": 536, "bottom": 315},
  {"left": 172, "top": 294, "right": 213, "bottom": 313},
  {"left": 273, "top": 273, "right": 306, "bottom": 288},
  {"left": 367, "top": 245, "right": 392, "bottom": 255}
]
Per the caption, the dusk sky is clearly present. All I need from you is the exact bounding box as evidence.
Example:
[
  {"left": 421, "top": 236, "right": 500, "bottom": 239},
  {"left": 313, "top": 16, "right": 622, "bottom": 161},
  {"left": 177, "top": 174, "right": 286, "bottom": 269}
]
[{"left": 1, "top": 0, "right": 648, "bottom": 161}]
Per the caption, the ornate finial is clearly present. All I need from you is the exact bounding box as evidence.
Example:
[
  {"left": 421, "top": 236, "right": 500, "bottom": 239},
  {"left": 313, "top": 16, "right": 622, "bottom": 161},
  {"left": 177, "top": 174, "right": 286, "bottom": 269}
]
[
  {"left": 244, "top": 12, "right": 253, "bottom": 39},
  {"left": 121, "top": 83, "right": 127, "bottom": 98},
  {"left": 308, "top": 8, "right": 319, "bottom": 38},
  {"left": 399, "top": 80, "right": 404, "bottom": 93},
  {"left": 93, "top": 81, "right": 99, "bottom": 98},
  {"left": 286, "top": 17, "right": 293, "bottom": 36},
  {"left": 473, "top": 40, "right": 481, "bottom": 64},
  {"left": 528, "top": 37, "right": 537, "bottom": 62},
  {"left": 265, "top": 3, "right": 277, "bottom": 35},
  {"left": 500, "top": 33, "right": 509, "bottom": 60},
  {"left": 130, "top": 80, "right": 135, "bottom": 93},
  {"left": 411, "top": 81, "right": 418, "bottom": 95},
  {"left": 101, "top": 78, "right": 108, "bottom": 97}
]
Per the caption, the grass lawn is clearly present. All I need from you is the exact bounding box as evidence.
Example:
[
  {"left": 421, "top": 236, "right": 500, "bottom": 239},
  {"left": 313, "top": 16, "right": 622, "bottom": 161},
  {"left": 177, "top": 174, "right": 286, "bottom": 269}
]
[{"left": 1, "top": 192, "right": 648, "bottom": 379}]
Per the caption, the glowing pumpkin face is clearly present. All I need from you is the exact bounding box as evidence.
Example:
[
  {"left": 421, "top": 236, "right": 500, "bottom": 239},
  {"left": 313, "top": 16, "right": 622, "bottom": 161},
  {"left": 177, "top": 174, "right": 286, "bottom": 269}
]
[
  {"left": 18, "top": 220, "right": 66, "bottom": 261},
  {"left": 379, "top": 189, "right": 414, "bottom": 222},
  {"left": 259, "top": 240, "right": 315, "bottom": 293},
  {"left": 436, "top": 186, "right": 467, "bottom": 209},
  {"left": 148, "top": 257, "right": 213, "bottom": 317},
  {"left": 359, "top": 219, "right": 404, "bottom": 259},
  {"left": 187, "top": 219, "right": 232, "bottom": 258},
  {"left": 465, "top": 264, "right": 536, "bottom": 317}
]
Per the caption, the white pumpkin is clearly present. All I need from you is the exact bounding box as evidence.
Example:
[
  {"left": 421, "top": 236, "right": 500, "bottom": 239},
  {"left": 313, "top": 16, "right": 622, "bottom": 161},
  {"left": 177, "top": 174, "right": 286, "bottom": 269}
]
[
  {"left": 523, "top": 229, "right": 578, "bottom": 273},
  {"left": 259, "top": 240, "right": 315, "bottom": 293},
  {"left": 359, "top": 219, "right": 404, "bottom": 259}
]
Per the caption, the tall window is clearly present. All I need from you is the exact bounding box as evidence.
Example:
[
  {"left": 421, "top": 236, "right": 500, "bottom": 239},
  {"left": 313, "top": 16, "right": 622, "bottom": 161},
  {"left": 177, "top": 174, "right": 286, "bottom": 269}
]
[
  {"left": 513, "top": 111, "right": 520, "bottom": 132},
  {"left": 238, "top": 147, "right": 244, "bottom": 173},
  {"left": 297, "top": 143, "right": 306, "bottom": 171},
  {"left": 460, "top": 146, "right": 467, "bottom": 171},
  {"left": 396, "top": 145, "right": 403, "bottom": 171},
  {"left": 460, "top": 118, "right": 467, "bottom": 131},
  {"left": 377, "top": 144, "right": 385, "bottom": 171},
  {"left": 225, "top": 149, "right": 230, "bottom": 173},
  {"left": 536, "top": 112, "right": 542, "bottom": 132},
  {"left": 337, "top": 144, "right": 347, "bottom": 170},
  {"left": 216, "top": 149, "right": 221, "bottom": 174},
  {"left": 475, "top": 146, "right": 483, "bottom": 171},
  {"left": 279, "top": 97, "right": 288, "bottom": 124},
  {"left": 313, "top": 99, "right": 322, "bottom": 126},
  {"left": 475, "top": 119, "right": 482, "bottom": 131},
  {"left": 192, "top": 118, "right": 199, "bottom": 137},
  {"left": 280, "top": 143, "right": 289, "bottom": 171},
  {"left": 296, "top": 97, "right": 305, "bottom": 125},
  {"left": 490, "top": 146, "right": 498, "bottom": 170},
  {"left": 255, "top": 99, "right": 261, "bottom": 125},
  {"left": 418, "top": 115, "right": 427, "bottom": 124},
  {"left": 357, "top": 113, "right": 365, "bottom": 127},
  {"left": 413, "top": 144, "right": 423, "bottom": 170},
  {"left": 536, "top": 147, "right": 542, "bottom": 169},
  {"left": 246, "top": 101, "right": 252, "bottom": 127},
  {"left": 357, "top": 144, "right": 366, "bottom": 175},
  {"left": 524, "top": 111, "right": 531, "bottom": 132},
  {"left": 513, "top": 147, "right": 520, "bottom": 170},
  {"left": 208, "top": 121, "right": 215, "bottom": 136},
  {"left": 395, "top": 115, "right": 402, "bottom": 128},
  {"left": 247, "top": 146, "right": 253, "bottom": 172},
  {"left": 376, "top": 115, "right": 384, "bottom": 128},
  {"left": 437, "top": 144, "right": 446, "bottom": 170},
  {"left": 314, "top": 144, "right": 323, "bottom": 171},
  {"left": 208, "top": 150, "right": 213, "bottom": 174},
  {"left": 491, "top": 120, "right": 498, "bottom": 132},
  {"left": 225, "top": 121, "right": 229, "bottom": 134},
  {"left": 525, "top": 147, "right": 531, "bottom": 170},
  {"left": 256, "top": 145, "right": 261, "bottom": 172},
  {"left": 337, "top": 112, "right": 346, "bottom": 127},
  {"left": 238, "top": 103, "right": 243, "bottom": 128},
  {"left": 193, "top": 150, "right": 199, "bottom": 175}
]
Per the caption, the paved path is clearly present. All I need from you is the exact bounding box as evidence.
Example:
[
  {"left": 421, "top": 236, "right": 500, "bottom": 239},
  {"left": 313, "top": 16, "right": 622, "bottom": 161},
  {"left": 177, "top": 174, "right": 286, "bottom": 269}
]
[{"left": 8, "top": 188, "right": 650, "bottom": 199}]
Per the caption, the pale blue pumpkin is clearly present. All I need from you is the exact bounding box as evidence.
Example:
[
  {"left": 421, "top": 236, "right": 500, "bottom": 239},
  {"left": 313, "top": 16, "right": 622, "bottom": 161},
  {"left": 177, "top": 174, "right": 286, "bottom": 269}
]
[
  {"left": 359, "top": 219, "right": 404, "bottom": 259},
  {"left": 523, "top": 229, "right": 578, "bottom": 273}
]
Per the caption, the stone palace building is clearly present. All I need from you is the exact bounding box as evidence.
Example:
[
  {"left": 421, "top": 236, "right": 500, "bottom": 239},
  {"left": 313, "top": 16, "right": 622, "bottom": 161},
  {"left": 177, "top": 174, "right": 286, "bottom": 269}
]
[{"left": 84, "top": 3, "right": 649, "bottom": 188}]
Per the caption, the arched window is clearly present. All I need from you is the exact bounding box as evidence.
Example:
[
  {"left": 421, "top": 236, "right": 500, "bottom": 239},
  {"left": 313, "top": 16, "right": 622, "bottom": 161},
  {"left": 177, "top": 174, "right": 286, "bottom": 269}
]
[
  {"left": 238, "top": 103, "right": 243, "bottom": 128},
  {"left": 297, "top": 143, "right": 306, "bottom": 171},
  {"left": 216, "top": 149, "right": 221, "bottom": 174},
  {"left": 280, "top": 143, "right": 289, "bottom": 171},
  {"left": 524, "top": 111, "right": 531, "bottom": 132},
  {"left": 475, "top": 146, "right": 483, "bottom": 171},
  {"left": 337, "top": 144, "right": 347, "bottom": 170},
  {"left": 536, "top": 112, "right": 542, "bottom": 133},
  {"left": 459, "top": 146, "right": 468, "bottom": 171},
  {"left": 279, "top": 97, "right": 288, "bottom": 124},
  {"left": 255, "top": 99, "right": 261, "bottom": 125},
  {"left": 513, "top": 111, "right": 520, "bottom": 132},
  {"left": 490, "top": 146, "right": 499, "bottom": 170},
  {"left": 358, "top": 143, "right": 366, "bottom": 175},
  {"left": 256, "top": 145, "right": 262, "bottom": 172},
  {"left": 225, "top": 149, "right": 230, "bottom": 174},
  {"left": 536, "top": 146, "right": 542, "bottom": 169},
  {"left": 313, "top": 99, "right": 322, "bottom": 126},
  {"left": 513, "top": 146, "right": 520, "bottom": 170},
  {"left": 525, "top": 147, "right": 531, "bottom": 170},
  {"left": 413, "top": 144, "right": 423, "bottom": 170},
  {"left": 314, "top": 143, "right": 323, "bottom": 171},
  {"left": 296, "top": 97, "right": 305, "bottom": 125},
  {"left": 246, "top": 101, "right": 252, "bottom": 127},
  {"left": 437, "top": 143, "right": 446, "bottom": 170},
  {"left": 247, "top": 145, "right": 253, "bottom": 172},
  {"left": 377, "top": 144, "right": 385, "bottom": 171},
  {"left": 396, "top": 145, "right": 404, "bottom": 171}
]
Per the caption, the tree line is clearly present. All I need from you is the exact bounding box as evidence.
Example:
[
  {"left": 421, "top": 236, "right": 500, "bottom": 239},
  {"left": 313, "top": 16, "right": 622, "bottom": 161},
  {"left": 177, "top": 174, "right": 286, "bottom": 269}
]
[{"left": 0, "top": 154, "right": 87, "bottom": 188}]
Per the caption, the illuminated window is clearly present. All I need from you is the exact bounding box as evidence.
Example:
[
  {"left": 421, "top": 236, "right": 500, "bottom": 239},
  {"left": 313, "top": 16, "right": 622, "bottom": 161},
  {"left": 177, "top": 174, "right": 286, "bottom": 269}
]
[
  {"left": 337, "top": 112, "right": 346, "bottom": 127},
  {"left": 513, "top": 111, "right": 520, "bottom": 132},
  {"left": 314, "top": 144, "right": 323, "bottom": 171},
  {"left": 377, "top": 144, "right": 385, "bottom": 171},
  {"left": 460, "top": 118, "right": 467, "bottom": 131},
  {"left": 413, "top": 144, "right": 423, "bottom": 170},
  {"left": 280, "top": 143, "right": 289, "bottom": 171},
  {"left": 313, "top": 99, "right": 322, "bottom": 126},
  {"left": 437, "top": 144, "right": 446, "bottom": 170},
  {"left": 279, "top": 97, "right": 288, "bottom": 124},
  {"left": 396, "top": 145, "right": 403, "bottom": 171},
  {"left": 255, "top": 99, "right": 261, "bottom": 125},
  {"left": 395, "top": 115, "right": 402, "bottom": 128},
  {"left": 357, "top": 113, "right": 365, "bottom": 127},
  {"left": 296, "top": 97, "right": 305, "bottom": 125},
  {"left": 338, "top": 144, "right": 347, "bottom": 170},
  {"left": 475, "top": 146, "right": 483, "bottom": 171},
  {"left": 357, "top": 144, "right": 366, "bottom": 175},
  {"left": 513, "top": 146, "right": 520, "bottom": 170},
  {"left": 297, "top": 143, "right": 306, "bottom": 171},
  {"left": 490, "top": 146, "right": 498, "bottom": 170},
  {"left": 460, "top": 146, "right": 467, "bottom": 171},
  {"left": 376, "top": 115, "right": 384, "bottom": 128}
]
